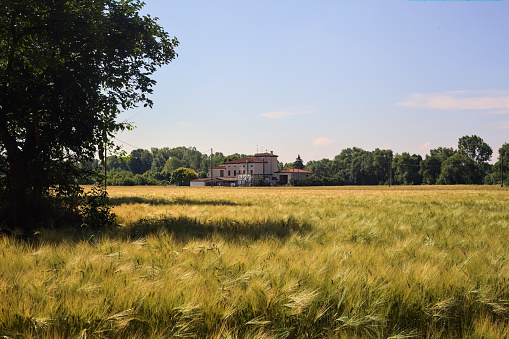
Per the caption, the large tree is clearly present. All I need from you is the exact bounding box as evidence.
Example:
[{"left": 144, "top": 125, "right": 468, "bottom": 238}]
[
  {"left": 128, "top": 149, "right": 153, "bottom": 175},
  {"left": 0, "top": 0, "right": 178, "bottom": 232},
  {"left": 458, "top": 135, "right": 492, "bottom": 182},
  {"left": 458, "top": 135, "right": 492, "bottom": 165},
  {"left": 438, "top": 153, "right": 479, "bottom": 185},
  {"left": 484, "top": 143, "right": 509, "bottom": 186},
  {"left": 393, "top": 152, "right": 423, "bottom": 185}
]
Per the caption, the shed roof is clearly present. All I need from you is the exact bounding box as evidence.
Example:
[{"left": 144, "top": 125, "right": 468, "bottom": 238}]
[
  {"left": 216, "top": 177, "right": 239, "bottom": 182},
  {"left": 191, "top": 178, "right": 213, "bottom": 182}
]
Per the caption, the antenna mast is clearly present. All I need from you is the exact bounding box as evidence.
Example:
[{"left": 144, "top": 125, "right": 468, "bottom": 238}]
[{"left": 210, "top": 148, "right": 213, "bottom": 178}]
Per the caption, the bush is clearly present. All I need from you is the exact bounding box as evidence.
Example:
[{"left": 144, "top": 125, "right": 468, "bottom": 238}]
[
  {"left": 80, "top": 186, "right": 117, "bottom": 229},
  {"left": 170, "top": 167, "right": 198, "bottom": 186},
  {"left": 252, "top": 177, "right": 270, "bottom": 186},
  {"left": 291, "top": 176, "right": 344, "bottom": 186}
]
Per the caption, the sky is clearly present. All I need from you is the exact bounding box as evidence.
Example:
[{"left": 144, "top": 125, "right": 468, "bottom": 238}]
[{"left": 116, "top": 0, "right": 509, "bottom": 164}]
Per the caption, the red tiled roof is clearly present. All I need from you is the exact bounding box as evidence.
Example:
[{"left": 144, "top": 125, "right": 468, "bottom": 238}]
[
  {"left": 191, "top": 178, "right": 212, "bottom": 182},
  {"left": 210, "top": 165, "right": 226, "bottom": 169},
  {"left": 255, "top": 152, "right": 278, "bottom": 157},
  {"left": 226, "top": 157, "right": 266, "bottom": 164},
  {"left": 276, "top": 169, "right": 313, "bottom": 174}
]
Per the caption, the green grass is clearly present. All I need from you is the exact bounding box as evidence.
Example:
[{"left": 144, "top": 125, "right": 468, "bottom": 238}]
[{"left": 1, "top": 186, "right": 508, "bottom": 338}]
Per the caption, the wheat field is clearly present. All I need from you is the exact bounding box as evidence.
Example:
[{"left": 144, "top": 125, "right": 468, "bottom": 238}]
[{"left": 1, "top": 185, "right": 508, "bottom": 338}]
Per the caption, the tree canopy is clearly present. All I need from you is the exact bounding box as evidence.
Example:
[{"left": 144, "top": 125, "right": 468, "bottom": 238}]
[
  {"left": 98, "top": 134, "right": 504, "bottom": 188},
  {"left": 458, "top": 135, "right": 492, "bottom": 165},
  {"left": 0, "top": 0, "right": 178, "bottom": 232}
]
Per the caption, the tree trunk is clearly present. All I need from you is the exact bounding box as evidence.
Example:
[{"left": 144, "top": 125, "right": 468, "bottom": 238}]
[
  {"left": 6, "top": 154, "right": 33, "bottom": 233},
  {"left": 0, "top": 113, "right": 44, "bottom": 233}
]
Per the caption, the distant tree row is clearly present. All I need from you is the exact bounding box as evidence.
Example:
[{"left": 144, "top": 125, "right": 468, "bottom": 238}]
[
  {"left": 79, "top": 146, "right": 252, "bottom": 186},
  {"left": 304, "top": 135, "right": 508, "bottom": 186},
  {"left": 79, "top": 135, "right": 507, "bottom": 186}
]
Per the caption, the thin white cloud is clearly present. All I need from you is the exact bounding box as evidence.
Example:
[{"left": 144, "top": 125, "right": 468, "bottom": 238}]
[
  {"left": 177, "top": 121, "right": 190, "bottom": 126},
  {"left": 490, "top": 121, "right": 509, "bottom": 130},
  {"left": 397, "top": 90, "right": 509, "bottom": 113},
  {"left": 419, "top": 141, "right": 431, "bottom": 150},
  {"left": 312, "top": 137, "right": 333, "bottom": 146},
  {"left": 260, "top": 110, "right": 313, "bottom": 119}
]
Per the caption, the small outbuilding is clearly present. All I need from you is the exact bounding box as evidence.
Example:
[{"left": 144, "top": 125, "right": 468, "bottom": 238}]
[{"left": 275, "top": 169, "right": 313, "bottom": 185}]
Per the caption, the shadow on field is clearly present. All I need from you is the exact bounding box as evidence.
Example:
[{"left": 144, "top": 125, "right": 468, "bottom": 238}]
[
  {"left": 117, "top": 215, "right": 312, "bottom": 243},
  {"left": 109, "top": 196, "right": 250, "bottom": 207},
  {"left": 26, "top": 215, "right": 311, "bottom": 245}
]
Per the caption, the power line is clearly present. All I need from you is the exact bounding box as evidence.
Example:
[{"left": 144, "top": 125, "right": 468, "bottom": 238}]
[{"left": 113, "top": 136, "right": 140, "bottom": 150}]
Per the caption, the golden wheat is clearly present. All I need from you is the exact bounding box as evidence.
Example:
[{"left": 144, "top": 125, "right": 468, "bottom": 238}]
[{"left": 1, "top": 185, "right": 508, "bottom": 338}]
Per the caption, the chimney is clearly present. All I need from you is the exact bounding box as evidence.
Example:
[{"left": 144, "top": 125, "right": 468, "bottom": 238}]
[{"left": 270, "top": 151, "right": 273, "bottom": 155}]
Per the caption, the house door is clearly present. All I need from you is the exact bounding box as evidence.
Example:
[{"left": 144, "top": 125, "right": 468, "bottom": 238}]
[{"left": 280, "top": 175, "right": 288, "bottom": 184}]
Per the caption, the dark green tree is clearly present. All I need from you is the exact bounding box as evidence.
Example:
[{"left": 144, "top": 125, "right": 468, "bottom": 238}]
[
  {"left": 484, "top": 143, "right": 509, "bottom": 185},
  {"left": 438, "top": 153, "right": 479, "bottom": 184},
  {"left": 294, "top": 155, "right": 305, "bottom": 170},
  {"left": 223, "top": 153, "right": 242, "bottom": 164},
  {"left": 107, "top": 155, "right": 129, "bottom": 171},
  {"left": 150, "top": 147, "right": 172, "bottom": 171},
  {"left": 372, "top": 149, "right": 393, "bottom": 185},
  {"left": 163, "top": 157, "right": 183, "bottom": 173},
  {"left": 0, "top": 0, "right": 178, "bottom": 231},
  {"left": 458, "top": 135, "right": 492, "bottom": 165},
  {"left": 458, "top": 135, "right": 492, "bottom": 182},
  {"left": 420, "top": 147, "right": 456, "bottom": 185},
  {"left": 332, "top": 147, "right": 368, "bottom": 184},
  {"left": 128, "top": 149, "right": 153, "bottom": 175},
  {"left": 305, "top": 158, "right": 334, "bottom": 178},
  {"left": 393, "top": 153, "right": 422, "bottom": 185}
]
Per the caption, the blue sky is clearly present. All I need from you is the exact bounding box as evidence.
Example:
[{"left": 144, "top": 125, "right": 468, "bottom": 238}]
[{"left": 116, "top": 0, "right": 509, "bottom": 164}]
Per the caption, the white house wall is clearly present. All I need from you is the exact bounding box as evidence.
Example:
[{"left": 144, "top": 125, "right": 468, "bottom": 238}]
[
  {"left": 208, "top": 154, "right": 290, "bottom": 186},
  {"left": 225, "top": 162, "right": 265, "bottom": 176}
]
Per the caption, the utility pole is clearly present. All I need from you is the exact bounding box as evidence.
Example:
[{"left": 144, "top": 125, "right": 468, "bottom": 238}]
[
  {"left": 210, "top": 148, "right": 213, "bottom": 178},
  {"left": 292, "top": 162, "right": 295, "bottom": 186},
  {"left": 104, "top": 128, "right": 107, "bottom": 189},
  {"left": 388, "top": 157, "right": 392, "bottom": 187},
  {"left": 502, "top": 153, "right": 504, "bottom": 187}
]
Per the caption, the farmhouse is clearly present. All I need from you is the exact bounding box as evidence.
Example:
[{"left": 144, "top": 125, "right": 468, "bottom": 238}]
[{"left": 190, "top": 151, "right": 313, "bottom": 186}]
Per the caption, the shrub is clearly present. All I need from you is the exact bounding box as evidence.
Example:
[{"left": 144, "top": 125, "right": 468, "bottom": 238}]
[
  {"left": 252, "top": 177, "right": 270, "bottom": 186},
  {"left": 291, "top": 176, "right": 344, "bottom": 186}
]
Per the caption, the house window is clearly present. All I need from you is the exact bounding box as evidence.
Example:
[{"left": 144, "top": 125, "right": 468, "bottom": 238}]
[
  {"left": 250, "top": 170, "right": 253, "bottom": 175},
  {"left": 234, "top": 170, "right": 236, "bottom": 176},
  {"left": 228, "top": 170, "right": 230, "bottom": 176},
  {"left": 243, "top": 170, "right": 245, "bottom": 174},
  {"left": 220, "top": 170, "right": 224, "bottom": 177}
]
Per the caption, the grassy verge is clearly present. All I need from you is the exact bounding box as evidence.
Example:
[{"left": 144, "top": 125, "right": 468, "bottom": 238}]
[{"left": 1, "top": 186, "right": 508, "bottom": 338}]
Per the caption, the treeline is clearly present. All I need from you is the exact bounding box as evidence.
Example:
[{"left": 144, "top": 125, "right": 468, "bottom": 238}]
[
  {"left": 81, "top": 135, "right": 507, "bottom": 186},
  {"left": 80, "top": 146, "right": 251, "bottom": 186},
  {"left": 304, "top": 135, "right": 508, "bottom": 186}
]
